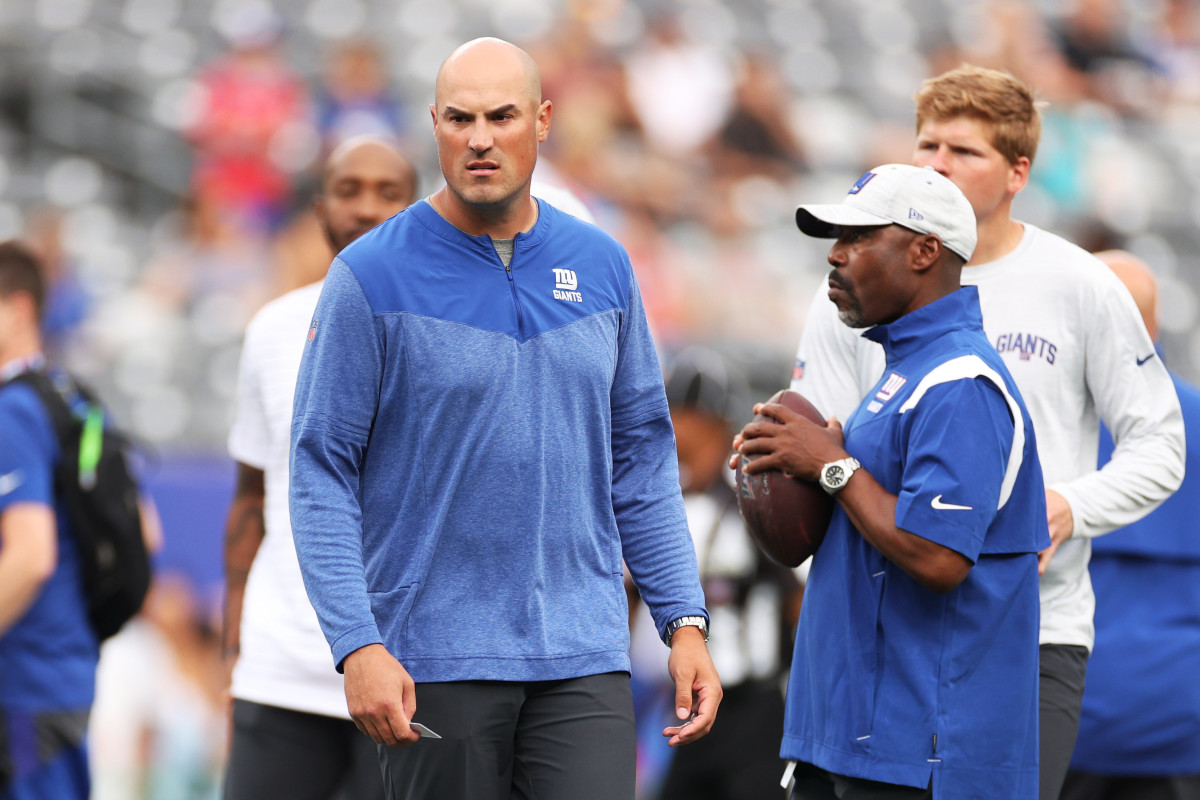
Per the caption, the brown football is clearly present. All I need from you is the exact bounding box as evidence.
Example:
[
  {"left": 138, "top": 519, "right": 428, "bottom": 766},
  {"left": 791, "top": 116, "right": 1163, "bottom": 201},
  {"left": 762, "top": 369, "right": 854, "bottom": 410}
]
[{"left": 735, "top": 389, "right": 835, "bottom": 567}]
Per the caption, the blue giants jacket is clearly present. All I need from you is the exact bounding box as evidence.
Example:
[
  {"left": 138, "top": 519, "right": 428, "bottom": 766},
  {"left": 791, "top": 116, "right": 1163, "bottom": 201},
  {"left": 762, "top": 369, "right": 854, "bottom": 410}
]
[
  {"left": 782, "top": 288, "right": 1048, "bottom": 799},
  {"left": 0, "top": 376, "right": 97, "bottom": 713},
  {"left": 289, "top": 199, "right": 707, "bottom": 682},
  {"left": 1072, "top": 370, "right": 1200, "bottom": 775}
]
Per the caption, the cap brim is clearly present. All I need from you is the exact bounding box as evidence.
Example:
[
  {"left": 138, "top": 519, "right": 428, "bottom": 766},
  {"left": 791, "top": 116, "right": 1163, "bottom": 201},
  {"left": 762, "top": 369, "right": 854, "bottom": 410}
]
[{"left": 795, "top": 204, "right": 893, "bottom": 238}]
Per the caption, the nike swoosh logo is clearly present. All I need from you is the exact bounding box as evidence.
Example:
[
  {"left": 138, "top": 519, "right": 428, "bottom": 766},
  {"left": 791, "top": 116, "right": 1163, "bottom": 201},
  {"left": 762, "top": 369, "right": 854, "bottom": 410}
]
[
  {"left": 1136, "top": 353, "right": 1156, "bottom": 366},
  {"left": 931, "top": 494, "right": 972, "bottom": 511},
  {"left": 0, "top": 470, "right": 25, "bottom": 496}
]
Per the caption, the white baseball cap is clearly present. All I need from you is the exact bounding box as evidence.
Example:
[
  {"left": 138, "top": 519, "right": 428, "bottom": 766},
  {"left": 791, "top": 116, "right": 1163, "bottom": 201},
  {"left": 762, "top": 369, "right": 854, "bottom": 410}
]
[{"left": 795, "top": 164, "right": 977, "bottom": 262}]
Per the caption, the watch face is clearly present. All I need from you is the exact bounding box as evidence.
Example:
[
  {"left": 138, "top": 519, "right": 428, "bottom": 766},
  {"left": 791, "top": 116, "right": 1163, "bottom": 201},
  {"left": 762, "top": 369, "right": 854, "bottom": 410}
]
[{"left": 826, "top": 466, "right": 845, "bottom": 485}]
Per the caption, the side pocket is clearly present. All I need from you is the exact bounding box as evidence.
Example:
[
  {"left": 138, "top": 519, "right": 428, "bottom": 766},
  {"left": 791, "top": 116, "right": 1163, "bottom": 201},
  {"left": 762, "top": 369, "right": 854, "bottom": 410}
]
[
  {"left": 849, "top": 567, "right": 886, "bottom": 752},
  {"left": 869, "top": 570, "right": 887, "bottom": 737},
  {"left": 368, "top": 584, "right": 416, "bottom": 656},
  {"left": 612, "top": 570, "right": 631, "bottom": 648}
]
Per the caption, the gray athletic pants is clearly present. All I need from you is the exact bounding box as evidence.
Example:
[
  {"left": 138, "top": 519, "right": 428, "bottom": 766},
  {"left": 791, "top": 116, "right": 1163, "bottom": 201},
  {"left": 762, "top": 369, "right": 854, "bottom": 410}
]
[
  {"left": 1060, "top": 772, "right": 1200, "bottom": 800},
  {"left": 224, "top": 699, "right": 385, "bottom": 800},
  {"left": 378, "top": 672, "right": 636, "bottom": 800},
  {"left": 1040, "top": 644, "right": 1090, "bottom": 800}
]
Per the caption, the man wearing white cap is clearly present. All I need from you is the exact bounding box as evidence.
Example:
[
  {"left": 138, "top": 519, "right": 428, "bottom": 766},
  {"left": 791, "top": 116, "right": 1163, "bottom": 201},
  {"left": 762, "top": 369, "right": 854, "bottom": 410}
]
[
  {"left": 736, "top": 164, "right": 1048, "bottom": 799},
  {"left": 788, "top": 66, "right": 1185, "bottom": 799}
]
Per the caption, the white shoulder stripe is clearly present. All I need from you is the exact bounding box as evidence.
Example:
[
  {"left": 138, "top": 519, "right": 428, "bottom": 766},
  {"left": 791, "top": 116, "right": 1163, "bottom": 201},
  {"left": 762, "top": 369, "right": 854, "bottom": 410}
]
[{"left": 897, "top": 354, "right": 1024, "bottom": 510}]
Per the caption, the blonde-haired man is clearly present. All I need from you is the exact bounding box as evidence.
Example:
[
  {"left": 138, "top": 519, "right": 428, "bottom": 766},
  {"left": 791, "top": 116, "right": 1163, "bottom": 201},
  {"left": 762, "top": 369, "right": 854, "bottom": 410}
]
[{"left": 790, "top": 65, "right": 1184, "bottom": 799}]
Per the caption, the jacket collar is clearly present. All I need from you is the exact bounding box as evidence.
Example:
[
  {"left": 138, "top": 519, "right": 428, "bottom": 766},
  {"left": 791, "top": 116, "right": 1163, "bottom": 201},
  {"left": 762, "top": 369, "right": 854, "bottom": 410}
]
[
  {"left": 0, "top": 353, "right": 45, "bottom": 382},
  {"left": 863, "top": 286, "right": 983, "bottom": 362},
  {"left": 412, "top": 197, "right": 552, "bottom": 253}
]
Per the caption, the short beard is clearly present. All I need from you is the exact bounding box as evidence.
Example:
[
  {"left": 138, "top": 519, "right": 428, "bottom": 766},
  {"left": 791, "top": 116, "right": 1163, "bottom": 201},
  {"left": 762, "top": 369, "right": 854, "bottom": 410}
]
[
  {"left": 319, "top": 221, "right": 348, "bottom": 254},
  {"left": 450, "top": 176, "right": 530, "bottom": 220},
  {"left": 836, "top": 303, "right": 867, "bottom": 328},
  {"left": 830, "top": 279, "right": 866, "bottom": 328}
]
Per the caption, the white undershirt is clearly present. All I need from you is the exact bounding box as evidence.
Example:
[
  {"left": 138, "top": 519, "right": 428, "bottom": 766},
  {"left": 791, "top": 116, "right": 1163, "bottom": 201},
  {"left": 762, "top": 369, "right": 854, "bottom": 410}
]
[{"left": 227, "top": 281, "right": 350, "bottom": 718}]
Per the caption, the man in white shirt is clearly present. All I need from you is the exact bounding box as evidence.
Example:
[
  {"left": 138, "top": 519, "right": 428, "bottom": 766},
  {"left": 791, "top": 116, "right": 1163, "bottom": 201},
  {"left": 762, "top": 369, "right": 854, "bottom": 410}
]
[
  {"left": 222, "top": 136, "right": 418, "bottom": 800},
  {"left": 789, "top": 65, "right": 1184, "bottom": 799}
]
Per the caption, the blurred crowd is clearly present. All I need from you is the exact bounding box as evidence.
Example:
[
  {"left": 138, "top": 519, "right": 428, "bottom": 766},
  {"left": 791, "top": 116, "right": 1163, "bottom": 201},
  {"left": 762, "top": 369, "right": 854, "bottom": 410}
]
[
  {"left": 3, "top": 0, "right": 1199, "bottom": 452},
  {"left": 3, "top": 0, "right": 1200, "bottom": 796}
]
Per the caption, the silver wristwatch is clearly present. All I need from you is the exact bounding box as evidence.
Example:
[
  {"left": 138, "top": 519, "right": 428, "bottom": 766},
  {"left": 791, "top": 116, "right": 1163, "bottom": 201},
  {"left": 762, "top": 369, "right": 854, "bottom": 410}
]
[
  {"left": 819, "top": 457, "right": 861, "bottom": 495},
  {"left": 663, "top": 615, "right": 709, "bottom": 646}
]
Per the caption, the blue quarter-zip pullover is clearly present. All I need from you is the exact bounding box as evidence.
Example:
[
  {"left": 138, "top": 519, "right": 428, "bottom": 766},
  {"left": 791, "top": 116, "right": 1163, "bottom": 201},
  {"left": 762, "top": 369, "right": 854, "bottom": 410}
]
[{"left": 290, "top": 199, "right": 706, "bottom": 681}]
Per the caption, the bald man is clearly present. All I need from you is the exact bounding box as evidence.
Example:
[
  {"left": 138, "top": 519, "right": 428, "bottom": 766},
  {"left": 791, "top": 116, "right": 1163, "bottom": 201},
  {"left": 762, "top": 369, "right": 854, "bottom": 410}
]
[
  {"left": 289, "top": 38, "right": 720, "bottom": 800},
  {"left": 1062, "top": 251, "right": 1200, "bottom": 800},
  {"left": 222, "top": 137, "right": 417, "bottom": 800}
]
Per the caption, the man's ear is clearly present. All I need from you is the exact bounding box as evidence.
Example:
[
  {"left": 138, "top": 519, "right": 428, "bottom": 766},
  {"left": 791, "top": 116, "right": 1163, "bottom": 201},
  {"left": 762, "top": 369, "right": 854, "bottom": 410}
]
[
  {"left": 536, "top": 99, "right": 552, "bottom": 143},
  {"left": 910, "top": 233, "right": 941, "bottom": 273},
  {"left": 1007, "top": 156, "right": 1031, "bottom": 196}
]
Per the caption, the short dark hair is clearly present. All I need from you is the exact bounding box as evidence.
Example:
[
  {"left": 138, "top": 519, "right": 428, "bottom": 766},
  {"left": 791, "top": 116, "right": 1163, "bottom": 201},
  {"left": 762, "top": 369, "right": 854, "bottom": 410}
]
[{"left": 0, "top": 240, "right": 46, "bottom": 323}]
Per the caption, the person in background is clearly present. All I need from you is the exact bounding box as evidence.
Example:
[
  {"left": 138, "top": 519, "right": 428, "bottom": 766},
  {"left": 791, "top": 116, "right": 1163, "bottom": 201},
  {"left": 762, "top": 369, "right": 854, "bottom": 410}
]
[
  {"left": 23, "top": 208, "right": 89, "bottom": 359},
  {"left": 89, "top": 571, "right": 227, "bottom": 800},
  {"left": 185, "top": 5, "right": 309, "bottom": 233},
  {"left": 0, "top": 240, "right": 98, "bottom": 800},
  {"left": 315, "top": 39, "right": 406, "bottom": 153},
  {"left": 1060, "top": 250, "right": 1200, "bottom": 800},
  {"left": 656, "top": 346, "right": 801, "bottom": 800},
  {"left": 221, "top": 136, "right": 417, "bottom": 800}
]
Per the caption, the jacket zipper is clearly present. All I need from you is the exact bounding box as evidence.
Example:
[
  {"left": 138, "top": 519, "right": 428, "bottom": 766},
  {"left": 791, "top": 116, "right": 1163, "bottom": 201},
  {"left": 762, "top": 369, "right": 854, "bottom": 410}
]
[{"left": 504, "top": 257, "right": 525, "bottom": 339}]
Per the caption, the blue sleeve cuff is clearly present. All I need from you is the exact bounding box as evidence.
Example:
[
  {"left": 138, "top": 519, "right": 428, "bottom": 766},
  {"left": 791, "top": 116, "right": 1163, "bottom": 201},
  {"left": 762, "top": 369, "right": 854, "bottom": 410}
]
[{"left": 331, "top": 625, "right": 385, "bottom": 674}]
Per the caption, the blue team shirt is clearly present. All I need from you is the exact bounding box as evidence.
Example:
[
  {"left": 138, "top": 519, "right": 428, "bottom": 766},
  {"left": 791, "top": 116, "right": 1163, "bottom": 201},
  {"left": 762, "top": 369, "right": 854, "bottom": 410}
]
[
  {"left": 290, "top": 199, "right": 706, "bottom": 681},
  {"left": 1072, "top": 370, "right": 1200, "bottom": 774},
  {"left": 782, "top": 288, "right": 1048, "bottom": 799},
  {"left": 0, "top": 378, "right": 98, "bottom": 712}
]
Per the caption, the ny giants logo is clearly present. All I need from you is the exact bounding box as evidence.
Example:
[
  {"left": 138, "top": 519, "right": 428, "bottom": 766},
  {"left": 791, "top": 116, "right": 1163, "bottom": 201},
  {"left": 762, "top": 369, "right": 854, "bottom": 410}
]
[
  {"left": 848, "top": 172, "right": 876, "bottom": 195},
  {"left": 995, "top": 332, "right": 1057, "bottom": 364},
  {"left": 552, "top": 268, "right": 582, "bottom": 303},
  {"left": 866, "top": 372, "right": 907, "bottom": 414},
  {"left": 875, "top": 372, "right": 907, "bottom": 401}
]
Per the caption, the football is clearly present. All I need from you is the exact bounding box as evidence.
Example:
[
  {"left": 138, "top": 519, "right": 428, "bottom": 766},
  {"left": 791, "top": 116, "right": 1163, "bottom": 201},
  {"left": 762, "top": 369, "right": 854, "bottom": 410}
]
[{"left": 735, "top": 389, "right": 835, "bottom": 567}]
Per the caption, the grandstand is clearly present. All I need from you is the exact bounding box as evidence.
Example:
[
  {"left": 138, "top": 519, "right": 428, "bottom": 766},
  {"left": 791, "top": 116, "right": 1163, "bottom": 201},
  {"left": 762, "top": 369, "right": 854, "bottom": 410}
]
[{"left": 1, "top": 0, "right": 1197, "bottom": 451}]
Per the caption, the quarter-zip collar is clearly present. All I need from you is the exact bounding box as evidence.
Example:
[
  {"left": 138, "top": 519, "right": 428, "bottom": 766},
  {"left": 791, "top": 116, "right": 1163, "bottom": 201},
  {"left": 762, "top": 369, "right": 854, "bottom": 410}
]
[{"left": 412, "top": 197, "right": 551, "bottom": 262}]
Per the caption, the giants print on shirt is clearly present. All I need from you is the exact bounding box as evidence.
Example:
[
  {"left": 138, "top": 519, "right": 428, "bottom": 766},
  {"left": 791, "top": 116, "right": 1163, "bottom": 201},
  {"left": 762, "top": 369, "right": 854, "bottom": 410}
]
[{"left": 994, "top": 332, "right": 1057, "bottom": 365}]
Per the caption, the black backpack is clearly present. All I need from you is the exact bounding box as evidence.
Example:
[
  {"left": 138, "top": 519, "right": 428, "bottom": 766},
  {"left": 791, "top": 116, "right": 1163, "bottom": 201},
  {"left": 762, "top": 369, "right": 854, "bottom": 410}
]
[{"left": 5, "top": 371, "right": 152, "bottom": 640}]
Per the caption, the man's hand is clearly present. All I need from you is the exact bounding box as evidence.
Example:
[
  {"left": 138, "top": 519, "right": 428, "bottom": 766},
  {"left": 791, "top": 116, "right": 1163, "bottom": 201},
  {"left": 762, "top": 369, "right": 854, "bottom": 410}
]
[
  {"left": 729, "top": 401, "right": 845, "bottom": 480},
  {"left": 662, "top": 626, "right": 722, "bottom": 747},
  {"left": 343, "top": 643, "right": 420, "bottom": 747},
  {"left": 1038, "top": 489, "right": 1075, "bottom": 575}
]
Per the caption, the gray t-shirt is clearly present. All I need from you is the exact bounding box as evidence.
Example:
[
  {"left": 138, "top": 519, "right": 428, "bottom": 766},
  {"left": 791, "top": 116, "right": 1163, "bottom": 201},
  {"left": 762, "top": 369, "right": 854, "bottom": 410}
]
[{"left": 493, "top": 237, "right": 515, "bottom": 267}]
